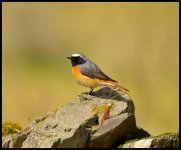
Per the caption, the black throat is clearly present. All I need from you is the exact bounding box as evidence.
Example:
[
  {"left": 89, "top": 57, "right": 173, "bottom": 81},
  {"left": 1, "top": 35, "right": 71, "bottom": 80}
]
[{"left": 70, "top": 57, "right": 86, "bottom": 67}]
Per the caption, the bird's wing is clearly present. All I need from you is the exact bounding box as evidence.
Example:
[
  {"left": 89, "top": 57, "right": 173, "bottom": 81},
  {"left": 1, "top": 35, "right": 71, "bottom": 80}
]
[{"left": 78, "top": 61, "right": 117, "bottom": 82}]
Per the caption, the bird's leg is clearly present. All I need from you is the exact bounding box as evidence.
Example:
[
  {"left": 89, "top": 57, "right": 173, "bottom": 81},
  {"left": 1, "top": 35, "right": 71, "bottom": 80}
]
[{"left": 88, "top": 87, "right": 94, "bottom": 95}]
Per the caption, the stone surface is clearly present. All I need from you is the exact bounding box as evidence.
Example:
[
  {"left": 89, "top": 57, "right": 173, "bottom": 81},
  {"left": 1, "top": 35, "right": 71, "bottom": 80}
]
[
  {"left": 88, "top": 113, "right": 136, "bottom": 148},
  {"left": 2, "top": 87, "right": 177, "bottom": 148},
  {"left": 2, "top": 110, "right": 58, "bottom": 148},
  {"left": 2, "top": 87, "right": 137, "bottom": 148},
  {"left": 120, "top": 132, "right": 179, "bottom": 148}
]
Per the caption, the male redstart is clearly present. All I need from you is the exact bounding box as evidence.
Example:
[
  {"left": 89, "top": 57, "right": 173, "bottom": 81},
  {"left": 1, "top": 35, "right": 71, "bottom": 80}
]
[{"left": 67, "top": 53, "right": 129, "bottom": 94}]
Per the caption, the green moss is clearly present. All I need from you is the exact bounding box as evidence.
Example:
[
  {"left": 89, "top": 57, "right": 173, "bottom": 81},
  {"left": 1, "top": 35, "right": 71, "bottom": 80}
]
[
  {"left": 90, "top": 103, "right": 113, "bottom": 115},
  {"left": 90, "top": 104, "right": 107, "bottom": 115},
  {"left": 2, "top": 121, "right": 22, "bottom": 136}
]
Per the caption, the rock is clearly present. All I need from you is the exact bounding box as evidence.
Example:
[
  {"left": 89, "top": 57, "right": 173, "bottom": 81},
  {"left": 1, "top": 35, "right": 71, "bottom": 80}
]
[
  {"left": 123, "top": 126, "right": 151, "bottom": 141},
  {"left": 87, "top": 113, "right": 136, "bottom": 148},
  {"left": 2, "top": 109, "right": 58, "bottom": 148},
  {"left": 120, "top": 132, "right": 179, "bottom": 148},
  {"left": 1, "top": 87, "right": 145, "bottom": 148},
  {"left": 132, "top": 126, "right": 151, "bottom": 139}
]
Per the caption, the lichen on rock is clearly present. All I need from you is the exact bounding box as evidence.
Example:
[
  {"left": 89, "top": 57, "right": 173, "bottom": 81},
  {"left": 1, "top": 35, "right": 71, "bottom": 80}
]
[
  {"left": 2, "top": 122, "right": 22, "bottom": 136},
  {"left": 119, "top": 132, "right": 179, "bottom": 148},
  {"left": 2, "top": 87, "right": 177, "bottom": 148}
]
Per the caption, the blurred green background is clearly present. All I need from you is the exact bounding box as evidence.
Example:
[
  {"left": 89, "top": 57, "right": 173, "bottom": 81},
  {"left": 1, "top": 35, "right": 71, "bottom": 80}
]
[{"left": 2, "top": 2, "right": 179, "bottom": 135}]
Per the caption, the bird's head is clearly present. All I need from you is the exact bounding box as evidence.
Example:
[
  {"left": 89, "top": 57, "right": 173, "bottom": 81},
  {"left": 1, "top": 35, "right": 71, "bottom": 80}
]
[{"left": 67, "top": 53, "right": 87, "bottom": 66}]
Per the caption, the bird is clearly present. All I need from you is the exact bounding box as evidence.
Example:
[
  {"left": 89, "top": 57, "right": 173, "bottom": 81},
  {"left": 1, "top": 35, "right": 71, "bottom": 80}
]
[{"left": 67, "top": 53, "right": 129, "bottom": 94}]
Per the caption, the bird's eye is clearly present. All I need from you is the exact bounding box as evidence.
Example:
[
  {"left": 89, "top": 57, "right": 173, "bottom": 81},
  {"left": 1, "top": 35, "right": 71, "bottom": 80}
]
[{"left": 76, "top": 56, "right": 81, "bottom": 60}]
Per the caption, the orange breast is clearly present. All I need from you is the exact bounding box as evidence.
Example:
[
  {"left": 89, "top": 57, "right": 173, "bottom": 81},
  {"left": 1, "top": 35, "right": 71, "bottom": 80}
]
[{"left": 71, "top": 65, "right": 102, "bottom": 88}]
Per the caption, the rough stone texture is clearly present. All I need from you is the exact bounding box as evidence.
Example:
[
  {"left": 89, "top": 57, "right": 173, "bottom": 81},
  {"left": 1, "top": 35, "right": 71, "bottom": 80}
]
[
  {"left": 2, "top": 87, "right": 177, "bottom": 148},
  {"left": 2, "top": 110, "right": 58, "bottom": 148},
  {"left": 132, "top": 126, "right": 151, "bottom": 139},
  {"left": 2, "top": 87, "right": 137, "bottom": 148},
  {"left": 120, "top": 132, "right": 179, "bottom": 148},
  {"left": 88, "top": 113, "right": 136, "bottom": 148},
  {"left": 2, "top": 87, "right": 178, "bottom": 148}
]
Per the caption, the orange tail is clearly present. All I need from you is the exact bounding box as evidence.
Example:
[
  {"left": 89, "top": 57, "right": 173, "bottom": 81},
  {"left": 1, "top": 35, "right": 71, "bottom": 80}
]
[{"left": 101, "top": 81, "right": 129, "bottom": 92}]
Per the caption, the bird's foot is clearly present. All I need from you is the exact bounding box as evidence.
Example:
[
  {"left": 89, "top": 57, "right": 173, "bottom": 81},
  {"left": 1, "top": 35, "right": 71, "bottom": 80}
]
[
  {"left": 88, "top": 91, "right": 94, "bottom": 95},
  {"left": 82, "top": 91, "right": 93, "bottom": 95},
  {"left": 87, "top": 88, "right": 94, "bottom": 95},
  {"left": 81, "top": 88, "right": 94, "bottom": 95}
]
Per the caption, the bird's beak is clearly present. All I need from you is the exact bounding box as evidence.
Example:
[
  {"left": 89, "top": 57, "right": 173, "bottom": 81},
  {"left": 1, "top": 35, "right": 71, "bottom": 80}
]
[{"left": 66, "top": 57, "right": 72, "bottom": 60}]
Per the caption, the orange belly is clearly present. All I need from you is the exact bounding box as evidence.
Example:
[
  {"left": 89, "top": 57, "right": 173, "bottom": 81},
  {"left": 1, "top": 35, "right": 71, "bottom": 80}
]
[
  {"left": 71, "top": 65, "right": 129, "bottom": 91},
  {"left": 72, "top": 65, "right": 102, "bottom": 88}
]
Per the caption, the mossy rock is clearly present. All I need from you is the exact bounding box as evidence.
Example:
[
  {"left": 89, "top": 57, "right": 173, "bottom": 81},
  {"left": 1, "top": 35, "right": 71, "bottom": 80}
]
[{"left": 2, "top": 121, "right": 22, "bottom": 136}]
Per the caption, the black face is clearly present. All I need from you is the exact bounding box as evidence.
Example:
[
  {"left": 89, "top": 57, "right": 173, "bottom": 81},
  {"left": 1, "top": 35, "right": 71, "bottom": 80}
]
[{"left": 67, "top": 56, "right": 86, "bottom": 66}]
